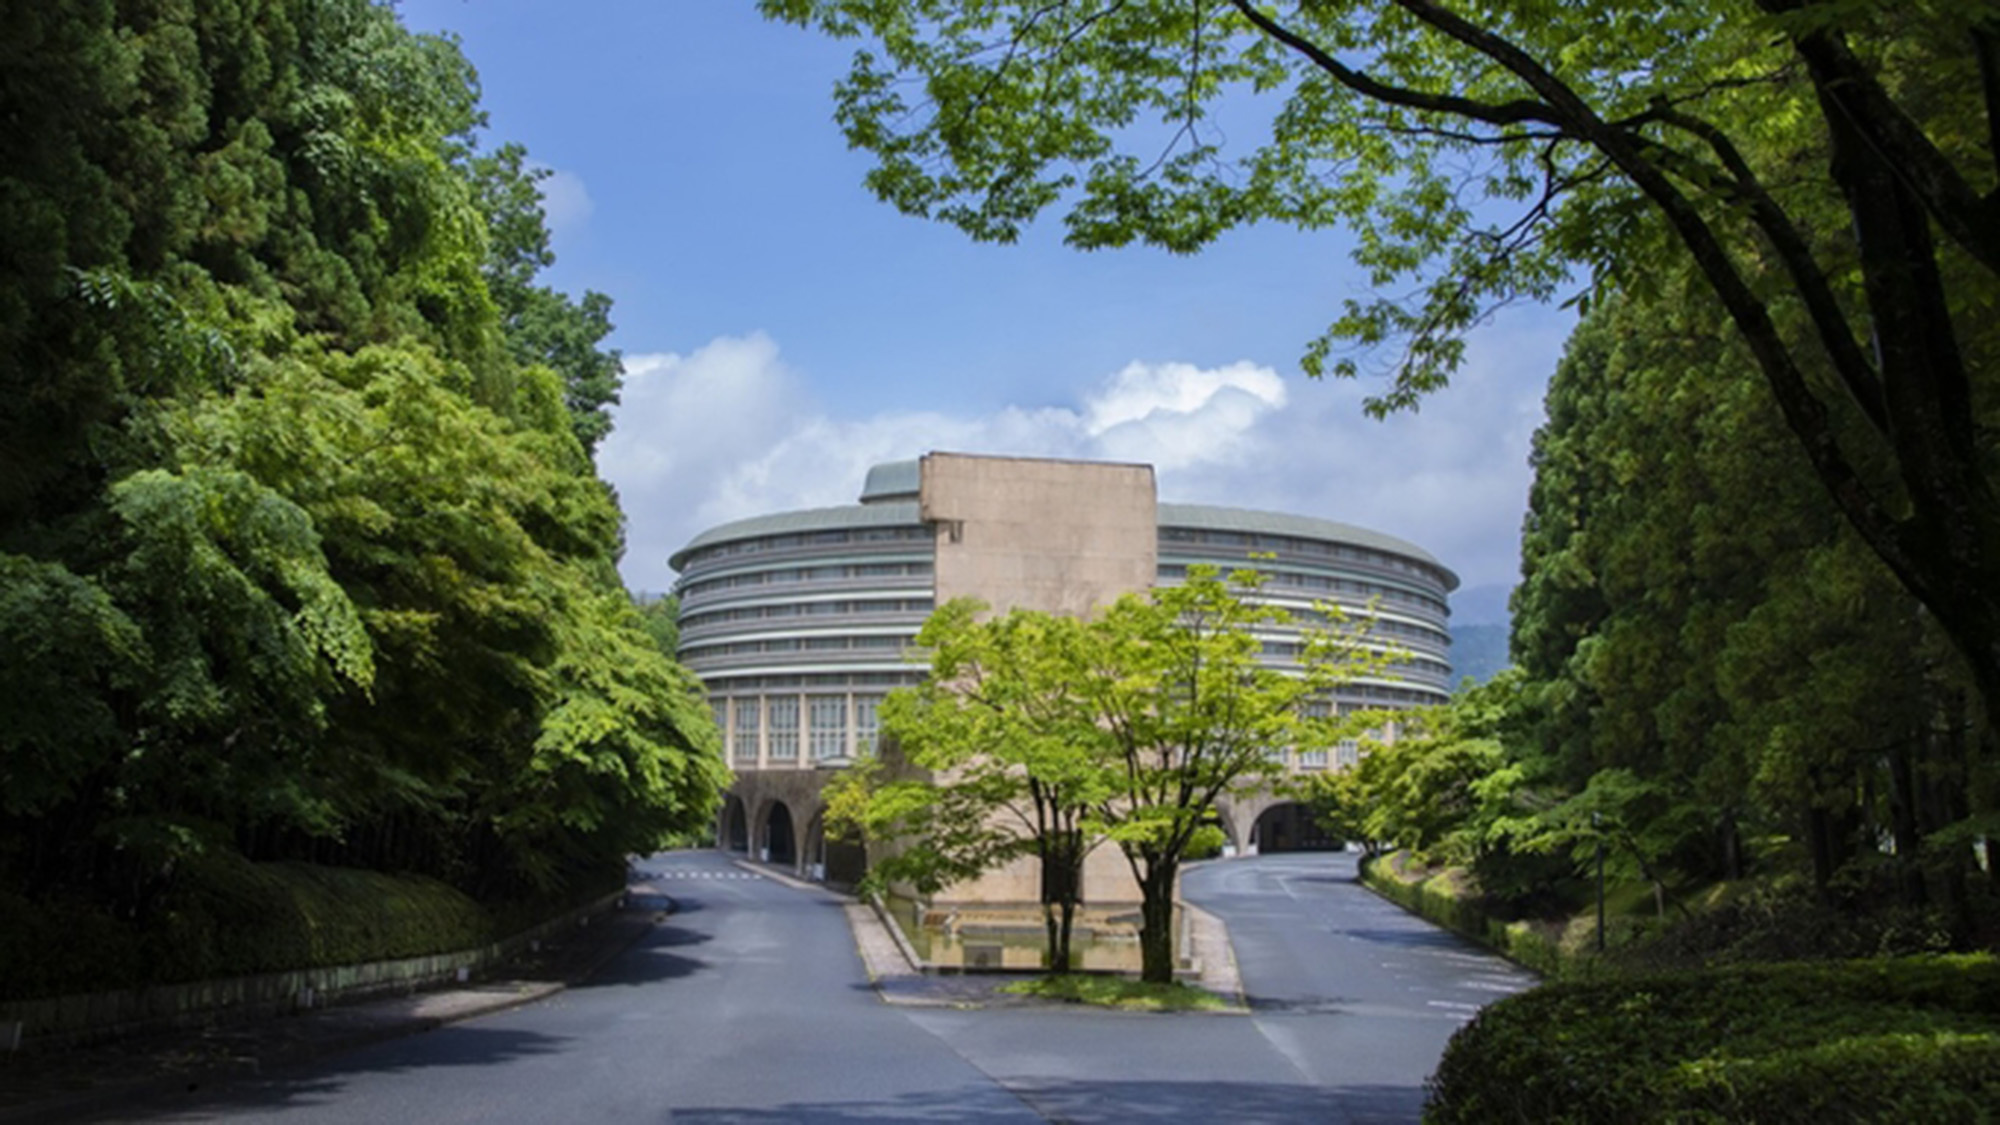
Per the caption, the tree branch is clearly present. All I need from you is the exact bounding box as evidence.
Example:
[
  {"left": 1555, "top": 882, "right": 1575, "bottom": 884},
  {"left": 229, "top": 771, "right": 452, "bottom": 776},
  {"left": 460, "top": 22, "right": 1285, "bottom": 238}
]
[
  {"left": 1371, "top": 0, "right": 1925, "bottom": 601},
  {"left": 1640, "top": 104, "right": 1888, "bottom": 433},
  {"left": 1757, "top": 0, "right": 2000, "bottom": 273},
  {"left": 1224, "top": 0, "right": 1562, "bottom": 130}
]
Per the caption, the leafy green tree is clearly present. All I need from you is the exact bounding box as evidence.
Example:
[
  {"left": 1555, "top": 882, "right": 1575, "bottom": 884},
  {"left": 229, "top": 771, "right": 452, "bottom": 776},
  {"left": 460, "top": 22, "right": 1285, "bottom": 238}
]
[
  {"left": 876, "top": 602, "right": 1115, "bottom": 972},
  {"left": 469, "top": 144, "right": 626, "bottom": 455},
  {"left": 634, "top": 594, "right": 682, "bottom": 656},
  {"left": 836, "top": 569, "right": 1384, "bottom": 981},
  {"left": 763, "top": 0, "right": 2000, "bottom": 745},
  {"left": 1515, "top": 282, "right": 1986, "bottom": 921},
  {"left": 1078, "top": 567, "right": 1387, "bottom": 981},
  {"left": 0, "top": 0, "right": 721, "bottom": 927}
]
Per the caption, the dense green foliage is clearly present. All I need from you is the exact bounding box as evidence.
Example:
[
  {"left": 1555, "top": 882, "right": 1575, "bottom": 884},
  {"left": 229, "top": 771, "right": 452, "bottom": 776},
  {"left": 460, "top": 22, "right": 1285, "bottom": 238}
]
[
  {"left": 1509, "top": 288, "right": 1996, "bottom": 921},
  {"left": 1358, "top": 853, "right": 1571, "bottom": 978},
  {"left": 0, "top": 0, "right": 724, "bottom": 963},
  {"left": 0, "top": 855, "right": 497, "bottom": 1001},
  {"left": 1427, "top": 956, "right": 2000, "bottom": 1123},
  {"left": 1315, "top": 280, "right": 1999, "bottom": 952}
]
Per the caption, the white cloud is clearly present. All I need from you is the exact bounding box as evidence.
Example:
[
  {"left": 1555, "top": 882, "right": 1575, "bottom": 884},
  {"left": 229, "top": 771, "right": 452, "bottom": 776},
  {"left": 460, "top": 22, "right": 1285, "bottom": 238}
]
[
  {"left": 535, "top": 167, "right": 593, "bottom": 235},
  {"left": 600, "top": 326, "right": 1554, "bottom": 611}
]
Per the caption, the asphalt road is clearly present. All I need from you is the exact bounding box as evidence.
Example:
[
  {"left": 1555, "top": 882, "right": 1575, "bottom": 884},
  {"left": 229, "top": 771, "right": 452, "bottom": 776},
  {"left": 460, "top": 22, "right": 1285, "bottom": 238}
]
[{"left": 113, "top": 850, "right": 1530, "bottom": 1124}]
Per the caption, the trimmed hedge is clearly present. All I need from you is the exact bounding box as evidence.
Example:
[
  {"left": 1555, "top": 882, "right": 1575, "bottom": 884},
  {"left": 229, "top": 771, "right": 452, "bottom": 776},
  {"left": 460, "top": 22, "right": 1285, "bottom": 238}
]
[
  {"left": 1359, "top": 852, "right": 1574, "bottom": 978},
  {"left": 0, "top": 853, "right": 496, "bottom": 1001},
  {"left": 1426, "top": 956, "right": 2000, "bottom": 1123}
]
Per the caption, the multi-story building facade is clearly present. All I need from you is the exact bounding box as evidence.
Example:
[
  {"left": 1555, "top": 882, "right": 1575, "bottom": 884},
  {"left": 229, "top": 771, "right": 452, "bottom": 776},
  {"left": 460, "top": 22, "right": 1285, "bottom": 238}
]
[{"left": 671, "top": 453, "right": 1457, "bottom": 890}]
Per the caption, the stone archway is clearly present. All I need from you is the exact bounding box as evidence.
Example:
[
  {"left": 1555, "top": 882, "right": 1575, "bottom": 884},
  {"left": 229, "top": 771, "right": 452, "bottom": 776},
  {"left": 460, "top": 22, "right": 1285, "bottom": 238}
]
[
  {"left": 1211, "top": 811, "right": 1241, "bottom": 856},
  {"left": 1250, "top": 801, "right": 1341, "bottom": 853},
  {"left": 758, "top": 799, "right": 798, "bottom": 866},
  {"left": 721, "top": 793, "right": 750, "bottom": 852}
]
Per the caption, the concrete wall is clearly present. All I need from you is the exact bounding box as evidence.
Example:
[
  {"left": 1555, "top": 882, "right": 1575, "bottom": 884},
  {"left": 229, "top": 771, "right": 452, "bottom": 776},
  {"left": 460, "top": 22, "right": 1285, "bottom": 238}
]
[
  {"left": 921, "top": 451, "right": 1157, "bottom": 617},
  {"left": 916, "top": 452, "right": 1159, "bottom": 906}
]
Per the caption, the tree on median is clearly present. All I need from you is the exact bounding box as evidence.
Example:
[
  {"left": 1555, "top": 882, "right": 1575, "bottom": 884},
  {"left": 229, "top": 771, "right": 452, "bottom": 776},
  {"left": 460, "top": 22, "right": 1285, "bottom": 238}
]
[
  {"left": 849, "top": 567, "right": 1392, "bottom": 982},
  {"left": 829, "top": 602, "right": 1113, "bottom": 973},
  {"left": 759, "top": 0, "right": 2000, "bottom": 747},
  {"left": 1082, "top": 567, "right": 1392, "bottom": 981}
]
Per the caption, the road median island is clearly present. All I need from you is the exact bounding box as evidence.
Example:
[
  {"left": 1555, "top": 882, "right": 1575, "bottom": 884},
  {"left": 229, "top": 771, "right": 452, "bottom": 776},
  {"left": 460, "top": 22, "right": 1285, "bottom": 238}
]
[{"left": 738, "top": 857, "right": 1247, "bottom": 1009}]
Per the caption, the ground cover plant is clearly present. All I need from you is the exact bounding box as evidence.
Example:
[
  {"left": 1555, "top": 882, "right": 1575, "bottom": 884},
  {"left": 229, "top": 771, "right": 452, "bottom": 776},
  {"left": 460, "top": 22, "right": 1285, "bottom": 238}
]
[
  {"left": 1426, "top": 956, "right": 2000, "bottom": 1123},
  {"left": 1000, "top": 974, "right": 1228, "bottom": 1012}
]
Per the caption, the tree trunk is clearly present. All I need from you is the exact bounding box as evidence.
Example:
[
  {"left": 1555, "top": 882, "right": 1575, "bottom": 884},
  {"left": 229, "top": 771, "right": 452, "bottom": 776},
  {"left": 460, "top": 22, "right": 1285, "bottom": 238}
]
[
  {"left": 1137, "top": 858, "right": 1179, "bottom": 984},
  {"left": 1887, "top": 735, "right": 1928, "bottom": 907},
  {"left": 1720, "top": 809, "right": 1743, "bottom": 881},
  {"left": 1039, "top": 832, "right": 1083, "bottom": 973},
  {"left": 1807, "top": 804, "right": 1839, "bottom": 895}
]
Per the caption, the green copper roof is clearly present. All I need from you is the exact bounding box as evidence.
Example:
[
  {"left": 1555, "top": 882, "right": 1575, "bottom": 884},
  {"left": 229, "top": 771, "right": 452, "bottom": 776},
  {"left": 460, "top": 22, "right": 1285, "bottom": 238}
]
[
  {"left": 859, "top": 459, "right": 920, "bottom": 504},
  {"left": 1157, "top": 503, "right": 1458, "bottom": 590},
  {"left": 668, "top": 502, "right": 923, "bottom": 571}
]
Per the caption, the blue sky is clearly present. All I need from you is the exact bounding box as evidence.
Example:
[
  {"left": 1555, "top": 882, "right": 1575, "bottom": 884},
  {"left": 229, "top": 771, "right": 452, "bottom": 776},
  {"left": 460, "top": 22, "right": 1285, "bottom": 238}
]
[{"left": 397, "top": 1, "right": 1576, "bottom": 624}]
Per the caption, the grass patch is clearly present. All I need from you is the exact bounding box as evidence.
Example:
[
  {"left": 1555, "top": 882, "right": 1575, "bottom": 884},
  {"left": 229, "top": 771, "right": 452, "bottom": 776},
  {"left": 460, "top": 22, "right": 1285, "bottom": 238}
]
[{"left": 1000, "top": 974, "right": 1228, "bottom": 1011}]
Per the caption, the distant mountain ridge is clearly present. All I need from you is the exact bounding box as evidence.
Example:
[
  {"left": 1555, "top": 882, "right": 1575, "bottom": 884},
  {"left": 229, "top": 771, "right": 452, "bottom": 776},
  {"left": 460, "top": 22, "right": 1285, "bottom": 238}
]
[{"left": 1449, "top": 623, "right": 1511, "bottom": 687}]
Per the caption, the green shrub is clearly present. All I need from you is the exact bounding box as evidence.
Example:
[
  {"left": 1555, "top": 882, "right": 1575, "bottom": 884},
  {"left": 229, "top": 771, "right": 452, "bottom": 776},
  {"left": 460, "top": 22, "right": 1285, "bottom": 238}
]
[
  {"left": 0, "top": 857, "right": 498, "bottom": 1000},
  {"left": 1359, "top": 852, "right": 1573, "bottom": 978},
  {"left": 1426, "top": 956, "right": 2000, "bottom": 1123}
]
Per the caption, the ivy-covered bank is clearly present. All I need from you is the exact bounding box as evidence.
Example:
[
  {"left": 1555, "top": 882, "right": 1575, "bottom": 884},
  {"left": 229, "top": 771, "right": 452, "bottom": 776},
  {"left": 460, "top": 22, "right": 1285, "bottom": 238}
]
[
  {"left": 0, "top": 854, "right": 622, "bottom": 1004},
  {"left": 1, "top": 0, "right": 725, "bottom": 996}
]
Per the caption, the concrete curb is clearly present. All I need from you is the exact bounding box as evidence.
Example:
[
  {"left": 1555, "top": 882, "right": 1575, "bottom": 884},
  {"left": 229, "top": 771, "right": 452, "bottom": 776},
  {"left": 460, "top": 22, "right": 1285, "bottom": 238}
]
[
  {"left": 0, "top": 897, "right": 666, "bottom": 1124},
  {"left": 728, "top": 858, "right": 1248, "bottom": 1010},
  {"left": 1180, "top": 901, "right": 1246, "bottom": 1009}
]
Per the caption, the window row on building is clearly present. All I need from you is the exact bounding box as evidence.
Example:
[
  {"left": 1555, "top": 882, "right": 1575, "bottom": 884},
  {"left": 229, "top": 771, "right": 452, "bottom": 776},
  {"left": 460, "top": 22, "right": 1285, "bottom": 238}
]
[
  {"left": 680, "top": 597, "right": 935, "bottom": 634},
  {"left": 680, "top": 524, "right": 934, "bottom": 567},
  {"left": 683, "top": 634, "right": 912, "bottom": 659},
  {"left": 717, "top": 692, "right": 884, "bottom": 767},
  {"left": 1155, "top": 562, "right": 1450, "bottom": 617},
  {"left": 679, "top": 560, "right": 935, "bottom": 600},
  {"left": 1158, "top": 525, "right": 1442, "bottom": 583}
]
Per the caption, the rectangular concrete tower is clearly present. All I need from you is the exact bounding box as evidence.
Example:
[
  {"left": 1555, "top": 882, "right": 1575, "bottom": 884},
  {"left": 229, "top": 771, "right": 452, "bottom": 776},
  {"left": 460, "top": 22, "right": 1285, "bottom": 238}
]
[
  {"left": 919, "top": 452, "right": 1158, "bottom": 617},
  {"left": 915, "top": 452, "right": 1160, "bottom": 914}
]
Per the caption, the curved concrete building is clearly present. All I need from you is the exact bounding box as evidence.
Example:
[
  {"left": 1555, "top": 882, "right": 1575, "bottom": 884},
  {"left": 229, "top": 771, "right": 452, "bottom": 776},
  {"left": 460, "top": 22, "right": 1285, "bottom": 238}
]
[{"left": 672, "top": 453, "right": 1457, "bottom": 883}]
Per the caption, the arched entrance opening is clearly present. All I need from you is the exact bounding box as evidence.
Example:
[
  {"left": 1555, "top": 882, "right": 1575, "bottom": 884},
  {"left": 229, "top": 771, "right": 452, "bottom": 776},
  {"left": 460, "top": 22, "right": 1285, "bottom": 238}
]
[
  {"left": 721, "top": 794, "right": 749, "bottom": 852},
  {"left": 1250, "top": 802, "right": 1341, "bottom": 853},
  {"left": 761, "top": 800, "right": 797, "bottom": 866}
]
